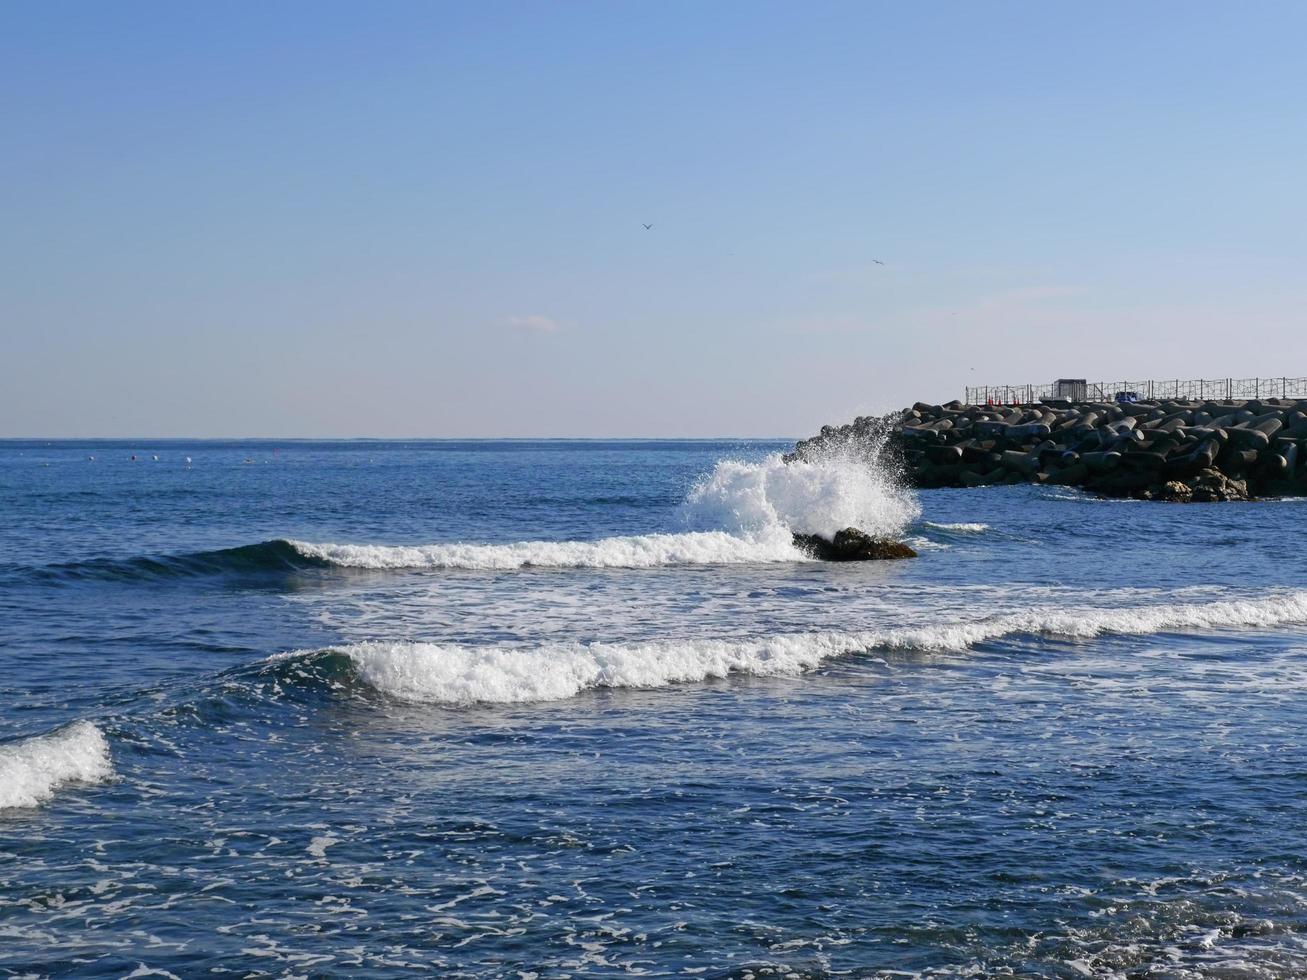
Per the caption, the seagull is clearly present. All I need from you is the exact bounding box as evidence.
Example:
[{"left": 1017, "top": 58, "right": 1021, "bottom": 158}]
[
  {"left": 872, "top": 259, "right": 885, "bottom": 266},
  {"left": 643, "top": 223, "right": 653, "bottom": 230}
]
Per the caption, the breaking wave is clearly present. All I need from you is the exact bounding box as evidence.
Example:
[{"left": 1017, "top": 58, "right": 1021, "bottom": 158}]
[
  {"left": 286, "top": 528, "right": 805, "bottom": 570},
  {"left": 0, "top": 722, "right": 113, "bottom": 809},
  {"left": 24, "top": 529, "right": 805, "bottom": 579},
  {"left": 271, "top": 592, "right": 1307, "bottom": 706}
]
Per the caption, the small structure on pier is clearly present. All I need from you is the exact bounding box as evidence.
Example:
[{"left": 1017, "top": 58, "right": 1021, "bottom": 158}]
[{"left": 1053, "top": 379, "right": 1087, "bottom": 400}]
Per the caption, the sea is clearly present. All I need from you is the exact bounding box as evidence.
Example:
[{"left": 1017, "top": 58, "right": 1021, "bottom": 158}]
[{"left": 3, "top": 438, "right": 1307, "bottom": 978}]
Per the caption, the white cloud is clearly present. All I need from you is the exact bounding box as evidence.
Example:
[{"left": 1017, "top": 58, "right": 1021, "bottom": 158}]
[{"left": 503, "top": 314, "right": 560, "bottom": 334}]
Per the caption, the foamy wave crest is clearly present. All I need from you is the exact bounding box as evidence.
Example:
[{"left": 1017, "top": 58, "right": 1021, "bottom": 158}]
[
  {"left": 0, "top": 722, "right": 113, "bottom": 809},
  {"left": 684, "top": 449, "right": 919, "bottom": 540},
  {"left": 288, "top": 528, "right": 805, "bottom": 570},
  {"left": 923, "top": 522, "right": 989, "bottom": 533},
  {"left": 340, "top": 633, "right": 858, "bottom": 704},
  {"left": 317, "top": 592, "right": 1307, "bottom": 705}
]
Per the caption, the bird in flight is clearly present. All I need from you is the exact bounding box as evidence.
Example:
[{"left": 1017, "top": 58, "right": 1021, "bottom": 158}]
[
  {"left": 643, "top": 223, "right": 653, "bottom": 230},
  {"left": 872, "top": 259, "right": 885, "bottom": 265}
]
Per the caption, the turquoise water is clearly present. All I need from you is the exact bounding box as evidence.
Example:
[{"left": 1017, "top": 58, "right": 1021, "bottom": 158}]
[{"left": 3, "top": 439, "right": 1307, "bottom": 977}]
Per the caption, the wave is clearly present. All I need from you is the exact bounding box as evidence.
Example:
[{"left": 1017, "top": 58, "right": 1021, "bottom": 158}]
[
  {"left": 903, "top": 535, "right": 947, "bottom": 552},
  {"left": 32, "top": 539, "right": 330, "bottom": 582},
  {"left": 23, "top": 530, "right": 809, "bottom": 579},
  {"left": 286, "top": 529, "right": 807, "bottom": 570},
  {"left": 0, "top": 722, "right": 113, "bottom": 809},
  {"left": 906, "top": 521, "right": 991, "bottom": 551},
  {"left": 272, "top": 592, "right": 1307, "bottom": 706},
  {"left": 922, "top": 521, "right": 990, "bottom": 533}
]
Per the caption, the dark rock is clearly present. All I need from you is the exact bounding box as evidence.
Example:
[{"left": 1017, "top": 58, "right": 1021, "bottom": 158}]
[
  {"left": 793, "top": 528, "right": 917, "bottom": 561},
  {"left": 960, "top": 469, "right": 1002, "bottom": 487},
  {"left": 1048, "top": 462, "right": 1089, "bottom": 485},
  {"left": 1192, "top": 468, "right": 1250, "bottom": 502},
  {"left": 1155, "top": 480, "right": 1194, "bottom": 502}
]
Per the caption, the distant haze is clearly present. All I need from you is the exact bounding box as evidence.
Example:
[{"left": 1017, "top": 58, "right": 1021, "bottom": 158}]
[{"left": 3, "top": 1, "right": 1305, "bottom": 437}]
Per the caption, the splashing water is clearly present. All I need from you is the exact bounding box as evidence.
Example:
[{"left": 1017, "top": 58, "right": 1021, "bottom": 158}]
[
  {"left": 0, "top": 722, "right": 113, "bottom": 809},
  {"left": 684, "top": 435, "right": 919, "bottom": 541}
]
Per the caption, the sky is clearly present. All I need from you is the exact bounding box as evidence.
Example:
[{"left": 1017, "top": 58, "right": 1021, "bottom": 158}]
[{"left": 2, "top": 1, "right": 1305, "bottom": 438}]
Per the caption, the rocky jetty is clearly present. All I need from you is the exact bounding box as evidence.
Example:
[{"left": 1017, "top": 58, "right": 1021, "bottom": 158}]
[
  {"left": 791, "top": 398, "right": 1307, "bottom": 501},
  {"left": 793, "top": 528, "right": 918, "bottom": 561}
]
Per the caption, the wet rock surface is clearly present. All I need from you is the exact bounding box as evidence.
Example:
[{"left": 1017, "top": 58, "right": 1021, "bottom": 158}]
[
  {"left": 790, "top": 398, "right": 1307, "bottom": 501},
  {"left": 793, "top": 528, "right": 918, "bottom": 561}
]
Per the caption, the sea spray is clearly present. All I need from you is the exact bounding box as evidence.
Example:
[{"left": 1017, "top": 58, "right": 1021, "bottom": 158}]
[
  {"left": 682, "top": 448, "right": 919, "bottom": 542},
  {"left": 0, "top": 721, "right": 113, "bottom": 809}
]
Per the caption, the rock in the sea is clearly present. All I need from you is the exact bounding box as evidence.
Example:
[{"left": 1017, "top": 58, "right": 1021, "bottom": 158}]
[
  {"left": 1154, "top": 480, "right": 1195, "bottom": 502},
  {"left": 1191, "top": 468, "right": 1249, "bottom": 502},
  {"left": 793, "top": 527, "right": 917, "bottom": 561}
]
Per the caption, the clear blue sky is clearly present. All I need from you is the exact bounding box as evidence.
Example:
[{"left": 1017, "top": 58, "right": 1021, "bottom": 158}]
[{"left": 3, "top": 1, "right": 1304, "bottom": 437}]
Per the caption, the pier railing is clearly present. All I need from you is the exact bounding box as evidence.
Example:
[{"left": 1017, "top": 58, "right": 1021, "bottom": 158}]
[{"left": 965, "top": 377, "right": 1307, "bottom": 406}]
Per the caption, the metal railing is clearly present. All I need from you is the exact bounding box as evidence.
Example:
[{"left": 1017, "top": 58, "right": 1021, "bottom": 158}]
[{"left": 965, "top": 377, "right": 1307, "bottom": 406}]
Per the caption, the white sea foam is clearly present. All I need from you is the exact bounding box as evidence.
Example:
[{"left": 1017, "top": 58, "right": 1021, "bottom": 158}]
[
  {"left": 288, "top": 446, "right": 917, "bottom": 571},
  {"left": 289, "top": 528, "right": 805, "bottom": 570},
  {"left": 903, "top": 535, "right": 948, "bottom": 552},
  {"left": 0, "top": 721, "right": 113, "bottom": 809},
  {"left": 923, "top": 521, "right": 990, "bottom": 533},
  {"left": 328, "top": 592, "right": 1307, "bottom": 705}
]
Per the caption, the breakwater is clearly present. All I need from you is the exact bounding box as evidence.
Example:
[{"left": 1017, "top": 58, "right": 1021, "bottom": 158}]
[{"left": 791, "top": 398, "right": 1307, "bottom": 501}]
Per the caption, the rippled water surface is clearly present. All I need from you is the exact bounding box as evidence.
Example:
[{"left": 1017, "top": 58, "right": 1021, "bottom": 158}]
[{"left": 3, "top": 439, "right": 1307, "bottom": 978}]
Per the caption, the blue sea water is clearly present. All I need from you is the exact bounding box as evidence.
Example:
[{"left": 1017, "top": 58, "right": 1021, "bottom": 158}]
[{"left": 3, "top": 438, "right": 1307, "bottom": 978}]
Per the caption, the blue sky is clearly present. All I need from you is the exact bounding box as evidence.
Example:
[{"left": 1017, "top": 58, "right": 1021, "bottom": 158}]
[{"left": 3, "top": 1, "right": 1304, "bottom": 436}]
